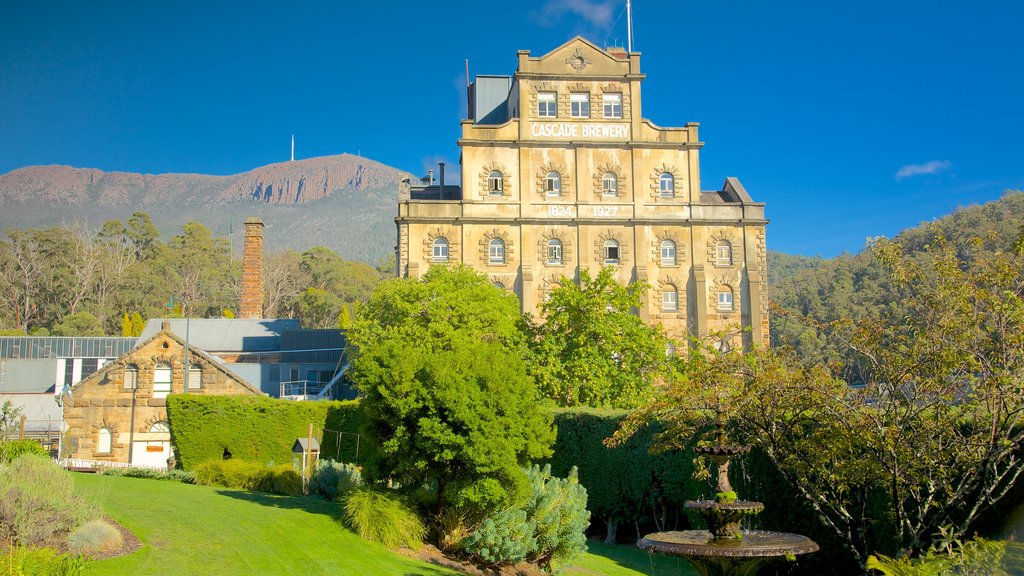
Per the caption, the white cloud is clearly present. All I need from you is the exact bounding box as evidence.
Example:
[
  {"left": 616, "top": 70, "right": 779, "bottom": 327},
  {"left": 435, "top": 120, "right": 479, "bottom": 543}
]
[
  {"left": 532, "top": 0, "right": 618, "bottom": 30},
  {"left": 895, "top": 160, "right": 952, "bottom": 181}
]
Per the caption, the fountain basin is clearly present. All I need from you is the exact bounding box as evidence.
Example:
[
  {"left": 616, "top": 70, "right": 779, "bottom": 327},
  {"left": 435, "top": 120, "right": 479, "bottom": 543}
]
[
  {"left": 685, "top": 500, "right": 764, "bottom": 539},
  {"left": 639, "top": 530, "right": 819, "bottom": 576}
]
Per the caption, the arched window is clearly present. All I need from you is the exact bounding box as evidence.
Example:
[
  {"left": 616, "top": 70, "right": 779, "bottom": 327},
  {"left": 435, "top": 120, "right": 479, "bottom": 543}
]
[
  {"left": 123, "top": 364, "right": 139, "bottom": 390},
  {"left": 715, "top": 240, "right": 733, "bottom": 266},
  {"left": 488, "top": 171, "right": 503, "bottom": 194},
  {"left": 659, "top": 173, "right": 674, "bottom": 198},
  {"left": 602, "top": 172, "right": 618, "bottom": 196},
  {"left": 545, "top": 172, "right": 562, "bottom": 196},
  {"left": 187, "top": 365, "right": 202, "bottom": 390},
  {"left": 718, "top": 288, "right": 734, "bottom": 312},
  {"left": 492, "top": 282, "right": 505, "bottom": 290},
  {"left": 150, "top": 421, "right": 170, "bottom": 433},
  {"left": 432, "top": 238, "right": 449, "bottom": 262},
  {"left": 660, "top": 240, "right": 677, "bottom": 266},
  {"left": 488, "top": 238, "right": 505, "bottom": 264},
  {"left": 98, "top": 427, "right": 112, "bottom": 453},
  {"left": 662, "top": 287, "right": 679, "bottom": 312},
  {"left": 546, "top": 239, "right": 563, "bottom": 265},
  {"left": 153, "top": 363, "right": 172, "bottom": 399},
  {"left": 603, "top": 239, "right": 620, "bottom": 264}
]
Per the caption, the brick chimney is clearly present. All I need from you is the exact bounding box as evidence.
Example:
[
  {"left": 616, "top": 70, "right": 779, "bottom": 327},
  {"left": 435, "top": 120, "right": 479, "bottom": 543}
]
[{"left": 240, "top": 217, "right": 264, "bottom": 318}]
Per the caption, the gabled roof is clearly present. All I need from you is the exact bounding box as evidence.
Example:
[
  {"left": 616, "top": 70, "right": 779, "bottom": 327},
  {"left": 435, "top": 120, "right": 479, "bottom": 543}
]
[
  {"left": 73, "top": 323, "right": 265, "bottom": 396},
  {"left": 138, "top": 318, "right": 300, "bottom": 353},
  {"left": 536, "top": 35, "right": 627, "bottom": 63}
]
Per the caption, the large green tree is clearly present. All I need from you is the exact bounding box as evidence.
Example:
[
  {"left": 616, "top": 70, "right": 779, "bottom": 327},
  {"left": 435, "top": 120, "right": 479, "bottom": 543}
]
[
  {"left": 529, "top": 267, "right": 668, "bottom": 409},
  {"left": 349, "top": 265, "right": 555, "bottom": 518},
  {"left": 616, "top": 232, "right": 1024, "bottom": 567}
]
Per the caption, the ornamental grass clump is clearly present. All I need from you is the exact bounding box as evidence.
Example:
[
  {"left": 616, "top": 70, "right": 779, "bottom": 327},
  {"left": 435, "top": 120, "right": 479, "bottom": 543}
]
[
  {"left": 66, "top": 519, "right": 123, "bottom": 554},
  {"left": 0, "top": 439, "right": 49, "bottom": 462},
  {"left": 343, "top": 486, "right": 424, "bottom": 549},
  {"left": 0, "top": 454, "right": 97, "bottom": 547}
]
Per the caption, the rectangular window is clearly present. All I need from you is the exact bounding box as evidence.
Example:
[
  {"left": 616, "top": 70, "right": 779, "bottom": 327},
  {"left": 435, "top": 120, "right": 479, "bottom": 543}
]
[
  {"left": 718, "top": 292, "right": 734, "bottom": 312},
  {"left": 123, "top": 367, "right": 138, "bottom": 390},
  {"left": 537, "top": 92, "right": 556, "bottom": 117},
  {"left": 187, "top": 367, "right": 202, "bottom": 390},
  {"left": 603, "top": 93, "right": 622, "bottom": 118},
  {"left": 570, "top": 93, "right": 590, "bottom": 118},
  {"left": 153, "top": 366, "right": 172, "bottom": 399},
  {"left": 81, "top": 358, "right": 99, "bottom": 379},
  {"left": 63, "top": 360, "right": 73, "bottom": 388},
  {"left": 663, "top": 291, "right": 678, "bottom": 312}
]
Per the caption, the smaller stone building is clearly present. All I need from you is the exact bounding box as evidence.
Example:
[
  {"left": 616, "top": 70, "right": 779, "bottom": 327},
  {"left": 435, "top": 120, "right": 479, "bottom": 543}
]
[{"left": 62, "top": 320, "right": 262, "bottom": 467}]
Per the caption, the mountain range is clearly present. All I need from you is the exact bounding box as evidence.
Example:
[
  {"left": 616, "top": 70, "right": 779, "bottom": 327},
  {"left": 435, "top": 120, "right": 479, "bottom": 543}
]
[{"left": 0, "top": 154, "right": 413, "bottom": 263}]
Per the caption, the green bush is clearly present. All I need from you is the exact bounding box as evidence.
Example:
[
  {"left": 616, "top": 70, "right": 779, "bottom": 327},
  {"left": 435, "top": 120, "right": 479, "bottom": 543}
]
[
  {"left": 0, "top": 454, "right": 97, "bottom": 546},
  {"left": 0, "top": 439, "right": 49, "bottom": 462},
  {"left": 253, "top": 465, "right": 303, "bottom": 496},
  {"left": 343, "top": 486, "right": 425, "bottom": 549},
  {"left": 1, "top": 544, "right": 89, "bottom": 576},
  {"left": 461, "top": 508, "right": 537, "bottom": 566},
  {"left": 99, "top": 467, "right": 195, "bottom": 483},
  {"left": 311, "top": 459, "right": 362, "bottom": 500},
  {"left": 166, "top": 395, "right": 364, "bottom": 470},
  {"left": 66, "top": 519, "right": 123, "bottom": 554},
  {"left": 459, "top": 465, "right": 589, "bottom": 569}
]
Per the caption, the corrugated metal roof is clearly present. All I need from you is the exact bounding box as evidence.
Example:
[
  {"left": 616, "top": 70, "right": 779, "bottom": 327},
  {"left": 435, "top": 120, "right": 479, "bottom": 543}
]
[
  {"left": 138, "top": 318, "right": 300, "bottom": 352},
  {"left": 0, "top": 337, "right": 137, "bottom": 359}
]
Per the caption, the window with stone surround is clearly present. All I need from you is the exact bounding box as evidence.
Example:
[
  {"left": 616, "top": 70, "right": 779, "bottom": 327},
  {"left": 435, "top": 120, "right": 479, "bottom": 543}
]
[
  {"left": 715, "top": 241, "right": 733, "bottom": 266},
  {"left": 98, "top": 427, "right": 112, "bottom": 453},
  {"left": 661, "top": 240, "right": 677, "bottom": 266},
  {"left": 547, "top": 239, "right": 563, "bottom": 265},
  {"left": 545, "top": 172, "right": 562, "bottom": 196},
  {"left": 659, "top": 173, "right": 675, "bottom": 198},
  {"left": 187, "top": 366, "right": 202, "bottom": 390},
  {"left": 604, "top": 239, "right": 620, "bottom": 264},
  {"left": 538, "top": 92, "right": 556, "bottom": 117},
  {"left": 489, "top": 238, "right": 505, "bottom": 264},
  {"left": 433, "top": 238, "right": 449, "bottom": 262},
  {"left": 662, "top": 288, "right": 679, "bottom": 312},
  {"left": 570, "top": 93, "right": 590, "bottom": 118},
  {"left": 124, "top": 364, "right": 138, "bottom": 389},
  {"left": 718, "top": 289, "right": 734, "bottom": 312},
  {"left": 603, "top": 93, "right": 622, "bottom": 118},
  {"left": 153, "top": 363, "right": 172, "bottom": 399},
  {"left": 488, "top": 171, "right": 503, "bottom": 194},
  {"left": 602, "top": 172, "right": 618, "bottom": 196}
]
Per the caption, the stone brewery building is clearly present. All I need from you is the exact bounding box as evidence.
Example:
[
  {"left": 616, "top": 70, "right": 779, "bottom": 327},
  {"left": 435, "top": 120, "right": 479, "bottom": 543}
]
[{"left": 396, "top": 38, "right": 769, "bottom": 347}]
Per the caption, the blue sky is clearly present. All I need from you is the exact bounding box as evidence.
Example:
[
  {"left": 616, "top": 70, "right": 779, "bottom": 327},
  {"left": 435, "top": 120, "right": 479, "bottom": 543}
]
[{"left": 2, "top": 1, "right": 1022, "bottom": 257}]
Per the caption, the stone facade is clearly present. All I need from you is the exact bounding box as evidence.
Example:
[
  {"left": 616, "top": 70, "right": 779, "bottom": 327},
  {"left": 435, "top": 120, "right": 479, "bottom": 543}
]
[
  {"left": 62, "top": 321, "right": 262, "bottom": 466},
  {"left": 396, "top": 37, "right": 769, "bottom": 348},
  {"left": 239, "top": 217, "right": 264, "bottom": 319}
]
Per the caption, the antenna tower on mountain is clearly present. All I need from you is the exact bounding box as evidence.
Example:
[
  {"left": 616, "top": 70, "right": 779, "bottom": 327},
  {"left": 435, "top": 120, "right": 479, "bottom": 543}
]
[{"left": 291, "top": 135, "right": 295, "bottom": 161}]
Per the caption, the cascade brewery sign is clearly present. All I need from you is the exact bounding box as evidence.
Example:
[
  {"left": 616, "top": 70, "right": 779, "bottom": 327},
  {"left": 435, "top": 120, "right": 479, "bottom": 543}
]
[{"left": 530, "top": 122, "right": 629, "bottom": 139}]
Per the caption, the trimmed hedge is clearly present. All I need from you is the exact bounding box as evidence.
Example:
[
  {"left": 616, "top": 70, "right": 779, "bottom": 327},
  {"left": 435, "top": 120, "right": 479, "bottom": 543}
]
[{"left": 166, "top": 395, "right": 363, "bottom": 470}]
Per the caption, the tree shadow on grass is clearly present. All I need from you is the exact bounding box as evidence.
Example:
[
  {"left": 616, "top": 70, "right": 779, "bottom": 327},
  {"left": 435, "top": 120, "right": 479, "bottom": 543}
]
[{"left": 214, "top": 489, "right": 343, "bottom": 522}]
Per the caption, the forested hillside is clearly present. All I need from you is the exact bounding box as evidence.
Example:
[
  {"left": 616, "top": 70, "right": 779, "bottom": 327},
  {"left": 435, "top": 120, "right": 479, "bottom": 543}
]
[
  {"left": 770, "top": 191, "right": 1024, "bottom": 381},
  {"left": 0, "top": 213, "right": 387, "bottom": 336}
]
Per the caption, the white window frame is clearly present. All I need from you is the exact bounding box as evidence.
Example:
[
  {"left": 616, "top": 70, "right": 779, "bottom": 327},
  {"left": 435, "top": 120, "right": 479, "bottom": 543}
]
[
  {"left": 603, "top": 93, "right": 622, "bottom": 118},
  {"left": 537, "top": 92, "right": 557, "bottom": 118},
  {"left": 718, "top": 290, "right": 734, "bottom": 312},
  {"left": 432, "top": 238, "right": 449, "bottom": 262},
  {"left": 715, "top": 241, "right": 733, "bottom": 266},
  {"left": 570, "top": 93, "right": 590, "bottom": 118},
  {"left": 661, "top": 240, "right": 677, "bottom": 266},
  {"left": 98, "top": 427, "right": 112, "bottom": 453},
  {"left": 150, "top": 421, "right": 170, "bottom": 433},
  {"left": 545, "top": 172, "right": 561, "bottom": 196},
  {"left": 488, "top": 238, "right": 505, "bottom": 265},
  {"left": 488, "top": 171, "right": 503, "bottom": 194},
  {"left": 547, "top": 239, "right": 563, "bottom": 265},
  {"left": 187, "top": 366, "right": 202, "bottom": 390},
  {"left": 602, "top": 172, "right": 618, "bottom": 197},
  {"left": 153, "top": 363, "right": 172, "bottom": 399},
  {"left": 663, "top": 289, "right": 679, "bottom": 312},
  {"left": 604, "top": 240, "right": 620, "bottom": 265},
  {"left": 659, "top": 173, "right": 675, "bottom": 198}
]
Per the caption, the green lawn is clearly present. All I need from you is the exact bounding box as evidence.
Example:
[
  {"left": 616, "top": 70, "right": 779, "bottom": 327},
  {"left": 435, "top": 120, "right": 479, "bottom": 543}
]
[{"left": 74, "top": 474, "right": 694, "bottom": 576}]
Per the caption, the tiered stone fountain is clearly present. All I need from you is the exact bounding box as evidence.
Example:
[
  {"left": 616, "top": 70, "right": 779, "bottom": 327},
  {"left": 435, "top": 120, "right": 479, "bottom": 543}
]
[{"left": 638, "top": 421, "right": 819, "bottom": 576}]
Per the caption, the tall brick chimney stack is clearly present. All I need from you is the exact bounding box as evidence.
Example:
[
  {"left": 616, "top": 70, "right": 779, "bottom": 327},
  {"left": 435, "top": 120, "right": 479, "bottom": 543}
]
[{"left": 240, "top": 217, "right": 264, "bottom": 319}]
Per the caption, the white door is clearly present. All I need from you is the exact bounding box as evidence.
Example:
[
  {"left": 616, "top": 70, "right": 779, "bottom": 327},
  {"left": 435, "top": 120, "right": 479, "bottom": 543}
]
[{"left": 131, "top": 441, "right": 171, "bottom": 469}]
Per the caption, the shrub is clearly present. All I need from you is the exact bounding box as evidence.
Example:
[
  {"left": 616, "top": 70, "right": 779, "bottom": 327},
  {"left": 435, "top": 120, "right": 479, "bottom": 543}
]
[
  {"left": 0, "top": 454, "right": 97, "bottom": 546},
  {"left": 461, "top": 508, "right": 537, "bottom": 566},
  {"left": 343, "top": 486, "right": 425, "bottom": 549},
  {"left": 193, "top": 459, "right": 265, "bottom": 490},
  {"left": 459, "top": 465, "right": 589, "bottom": 570},
  {"left": 2, "top": 545, "right": 89, "bottom": 576},
  {"left": 99, "top": 467, "right": 195, "bottom": 483},
  {"left": 311, "top": 459, "right": 362, "bottom": 500},
  {"left": 66, "top": 519, "right": 123, "bottom": 554},
  {"left": 254, "top": 465, "right": 303, "bottom": 496},
  {"left": 0, "top": 439, "right": 49, "bottom": 462}
]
